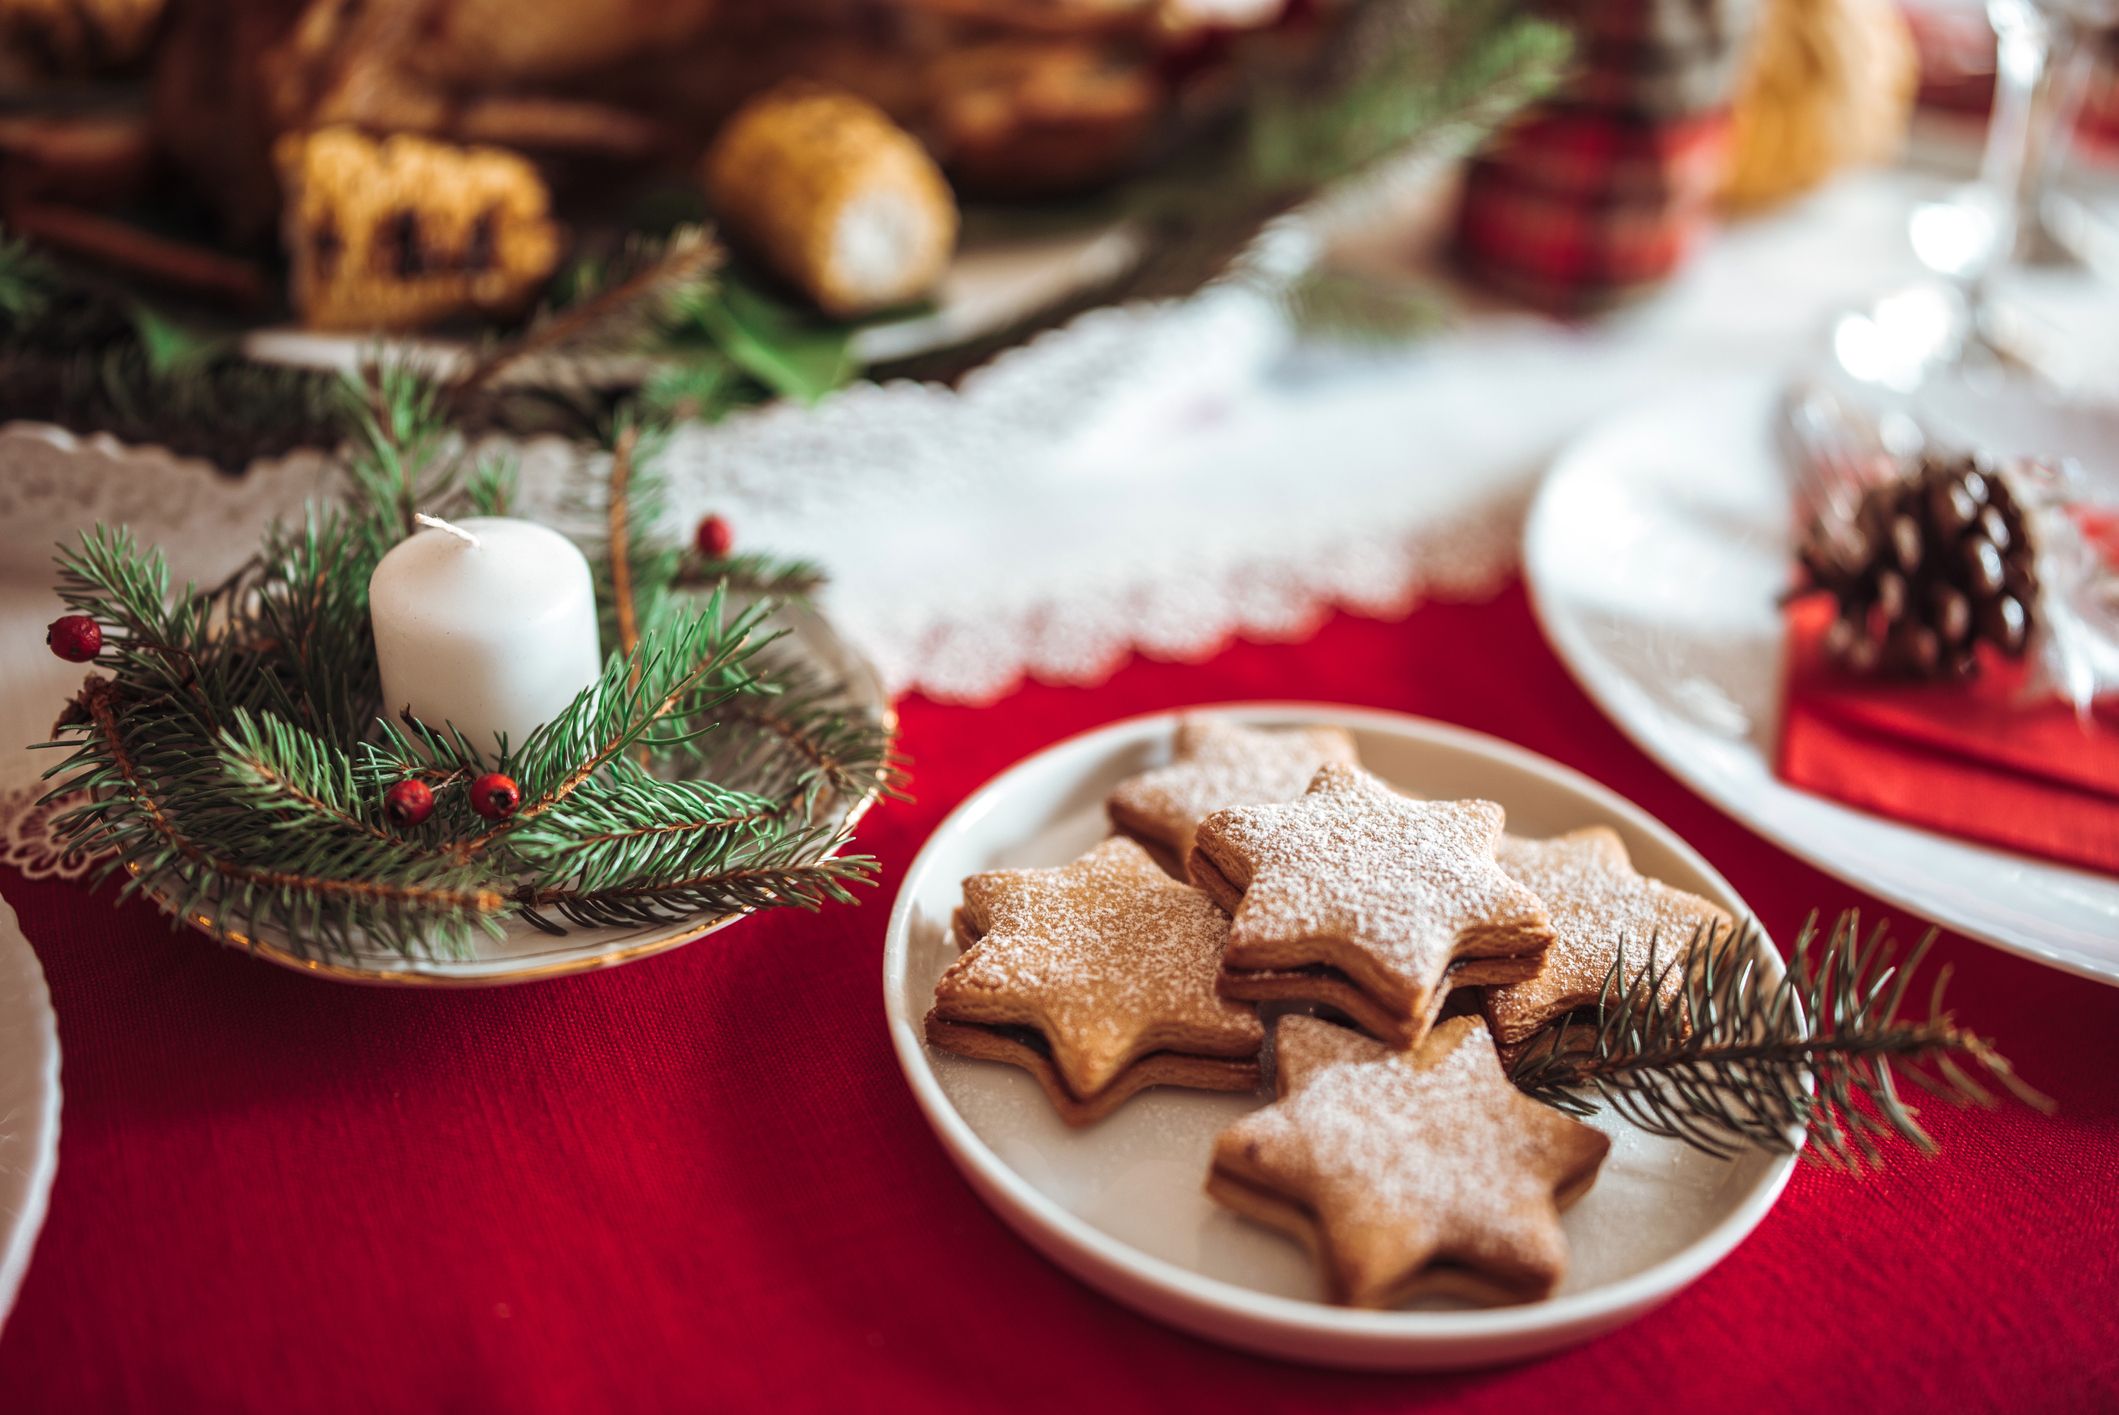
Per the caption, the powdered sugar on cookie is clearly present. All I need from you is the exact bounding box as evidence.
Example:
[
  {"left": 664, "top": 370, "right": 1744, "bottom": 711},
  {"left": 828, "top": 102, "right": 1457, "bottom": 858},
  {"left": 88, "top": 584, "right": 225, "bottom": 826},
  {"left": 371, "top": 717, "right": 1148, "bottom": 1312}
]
[
  {"left": 937, "top": 837, "right": 1264, "bottom": 1099},
  {"left": 1108, "top": 718, "right": 1360, "bottom": 867},
  {"left": 1486, "top": 828, "right": 1732, "bottom": 1046},
  {"left": 1211, "top": 1015, "right": 1609, "bottom": 1306},
  {"left": 1195, "top": 764, "right": 1553, "bottom": 1009}
]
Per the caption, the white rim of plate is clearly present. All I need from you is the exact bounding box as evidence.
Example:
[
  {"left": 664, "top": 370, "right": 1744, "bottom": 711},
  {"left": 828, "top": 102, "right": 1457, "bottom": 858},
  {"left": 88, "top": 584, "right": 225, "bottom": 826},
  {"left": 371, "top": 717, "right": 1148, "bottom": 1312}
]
[
  {"left": 881, "top": 703, "right": 1797, "bottom": 1346},
  {"left": 0, "top": 892, "right": 60, "bottom": 1333}
]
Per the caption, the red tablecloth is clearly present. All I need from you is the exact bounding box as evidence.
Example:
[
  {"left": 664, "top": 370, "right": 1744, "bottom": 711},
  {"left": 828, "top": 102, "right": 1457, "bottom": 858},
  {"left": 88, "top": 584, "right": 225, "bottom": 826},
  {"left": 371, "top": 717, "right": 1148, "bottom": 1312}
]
[{"left": 3, "top": 585, "right": 2115, "bottom": 1413}]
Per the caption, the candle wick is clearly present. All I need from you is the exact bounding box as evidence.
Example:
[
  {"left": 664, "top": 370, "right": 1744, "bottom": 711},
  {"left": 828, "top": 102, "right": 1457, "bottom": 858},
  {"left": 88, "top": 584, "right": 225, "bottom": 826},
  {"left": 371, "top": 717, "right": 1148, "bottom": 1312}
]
[{"left": 414, "top": 512, "right": 483, "bottom": 549}]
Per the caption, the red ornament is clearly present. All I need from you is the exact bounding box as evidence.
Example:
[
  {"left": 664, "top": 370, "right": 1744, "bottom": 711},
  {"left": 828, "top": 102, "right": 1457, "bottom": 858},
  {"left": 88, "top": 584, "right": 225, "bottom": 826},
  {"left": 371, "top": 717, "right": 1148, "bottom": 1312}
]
[
  {"left": 46, "top": 614, "right": 102, "bottom": 663},
  {"left": 469, "top": 772, "right": 522, "bottom": 820},
  {"left": 694, "top": 513, "right": 735, "bottom": 560},
  {"left": 384, "top": 779, "right": 435, "bottom": 828}
]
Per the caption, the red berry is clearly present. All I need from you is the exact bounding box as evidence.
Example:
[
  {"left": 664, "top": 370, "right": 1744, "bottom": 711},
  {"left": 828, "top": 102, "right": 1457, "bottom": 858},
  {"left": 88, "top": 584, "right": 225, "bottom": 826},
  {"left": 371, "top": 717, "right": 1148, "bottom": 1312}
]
[
  {"left": 384, "top": 779, "right": 435, "bottom": 828},
  {"left": 46, "top": 614, "right": 102, "bottom": 662},
  {"left": 694, "top": 513, "right": 735, "bottom": 560},
  {"left": 469, "top": 772, "right": 522, "bottom": 820}
]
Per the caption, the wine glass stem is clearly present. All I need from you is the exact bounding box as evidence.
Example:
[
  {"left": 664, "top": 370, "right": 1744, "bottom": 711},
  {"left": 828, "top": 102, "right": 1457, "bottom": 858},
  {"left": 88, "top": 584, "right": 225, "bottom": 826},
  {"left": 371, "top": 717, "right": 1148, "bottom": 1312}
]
[{"left": 1974, "top": 1, "right": 2078, "bottom": 293}]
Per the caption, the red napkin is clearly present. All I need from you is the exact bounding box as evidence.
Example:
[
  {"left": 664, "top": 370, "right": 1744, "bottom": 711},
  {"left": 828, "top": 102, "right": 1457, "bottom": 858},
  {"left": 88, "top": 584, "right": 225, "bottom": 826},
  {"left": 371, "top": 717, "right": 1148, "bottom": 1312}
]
[{"left": 1776, "top": 597, "right": 2119, "bottom": 876}]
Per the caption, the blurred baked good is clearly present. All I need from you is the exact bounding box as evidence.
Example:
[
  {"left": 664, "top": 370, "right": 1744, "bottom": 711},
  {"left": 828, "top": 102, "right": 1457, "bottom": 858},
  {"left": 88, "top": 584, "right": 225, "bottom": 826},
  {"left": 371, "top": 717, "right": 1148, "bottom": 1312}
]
[
  {"left": 275, "top": 127, "right": 561, "bottom": 330},
  {"left": 0, "top": 0, "right": 162, "bottom": 71},
  {"left": 704, "top": 84, "right": 959, "bottom": 317},
  {"left": 1722, "top": 0, "right": 1916, "bottom": 211},
  {"left": 148, "top": 0, "right": 1286, "bottom": 240},
  {"left": 925, "top": 38, "right": 1162, "bottom": 194}
]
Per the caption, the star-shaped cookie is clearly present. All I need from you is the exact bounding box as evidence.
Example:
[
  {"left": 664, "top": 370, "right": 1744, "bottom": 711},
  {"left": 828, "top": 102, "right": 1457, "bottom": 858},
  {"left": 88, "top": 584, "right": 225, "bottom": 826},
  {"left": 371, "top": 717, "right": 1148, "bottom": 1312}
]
[
  {"left": 925, "top": 836, "right": 1267, "bottom": 1125},
  {"left": 1189, "top": 763, "right": 1555, "bottom": 1048},
  {"left": 1207, "top": 1014, "right": 1610, "bottom": 1308},
  {"left": 1484, "top": 827, "right": 1734, "bottom": 1063},
  {"left": 1105, "top": 717, "right": 1360, "bottom": 876}
]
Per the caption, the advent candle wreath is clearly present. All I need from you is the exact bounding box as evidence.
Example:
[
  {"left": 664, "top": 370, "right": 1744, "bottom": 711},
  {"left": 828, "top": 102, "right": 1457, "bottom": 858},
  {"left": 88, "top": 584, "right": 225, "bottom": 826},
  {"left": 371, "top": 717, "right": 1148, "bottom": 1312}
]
[{"left": 34, "top": 365, "right": 901, "bottom": 962}]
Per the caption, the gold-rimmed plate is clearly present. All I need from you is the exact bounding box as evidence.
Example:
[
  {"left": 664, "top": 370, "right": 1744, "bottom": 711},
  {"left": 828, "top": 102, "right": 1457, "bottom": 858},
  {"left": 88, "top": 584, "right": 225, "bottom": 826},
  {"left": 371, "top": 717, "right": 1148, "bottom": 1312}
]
[{"left": 140, "top": 602, "right": 892, "bottom": 987}]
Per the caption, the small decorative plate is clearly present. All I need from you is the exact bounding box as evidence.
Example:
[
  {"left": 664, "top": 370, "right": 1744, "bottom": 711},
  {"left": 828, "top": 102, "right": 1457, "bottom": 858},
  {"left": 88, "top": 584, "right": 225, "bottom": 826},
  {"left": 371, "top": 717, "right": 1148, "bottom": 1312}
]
[
  {"left": 143, "top": 602, "right": 892, "bottom": 987},
  {"left": 881, "top": 704, "right": 1795, "bottom": 1370},
  {"left": 1525, "top": 373, "right": 2119, "bottom": 985},
  {"left": 0, "top": 891, "right": 60, "bottom": 1334}
]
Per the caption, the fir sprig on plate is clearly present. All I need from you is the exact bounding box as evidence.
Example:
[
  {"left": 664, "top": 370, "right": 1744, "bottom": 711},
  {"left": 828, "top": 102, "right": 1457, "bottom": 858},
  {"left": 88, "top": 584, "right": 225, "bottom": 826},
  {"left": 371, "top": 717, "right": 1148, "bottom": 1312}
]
[
  {"left": 37, "top": 367, "right": 898, "bottom": 963},
  {"left": 1509, "top": 911, "right": 2050, "bottom": 1170},
  {"left": 582, "top": 412, "right": 900, "bottom": 816},
  {"left": 447, "top": 225, "right": 724, "bottom": 402}
]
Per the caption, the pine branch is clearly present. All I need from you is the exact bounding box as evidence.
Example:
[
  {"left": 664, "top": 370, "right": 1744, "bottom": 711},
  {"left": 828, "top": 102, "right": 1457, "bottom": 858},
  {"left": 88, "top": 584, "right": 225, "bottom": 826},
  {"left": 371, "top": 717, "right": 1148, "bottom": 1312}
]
[
  {"left": 519, "top": 825, "right": 878, "bottom": 931},
  {"left": 582, "top": 412, "right": 892, "bottom": 815},
  {"left": 38, "top": 366, "right": 894, "bottom": 965},
  {"left": 607, "top": 422, "right": 644, "bottom": 659},
  {"left": 583, "top": 409, "right": 821, "bottom": 646},
  {"left": 352, "top": 717, "right": 493, "bottom": 837},
  {"left": 677, "top": 551, "right": 827, "bottom": 602},
  {"left": 637, "top": 350, "right": 747, "bottom": 424},
  {"left": 0, "top": 224, "right": 355, "bottom": 467},
  {"left": 1241, "top": 0, "right": 1572, "bottom": 197},
  {"left": 505, "top": 762, "right": 784, "bottom": 894},
  {"left": 579, "top": 410, "right": 686, "bottom": 649},
  {"left": 48, "top": 680, "right": 508, "bottom": 958},
  {"left": 52, "top": 525, "right": 234, "bottom": 732},
  {"left": 217, "top": 708, "right": 400, "bottom": 847},
  {"left": 0, "top": 340, "right": 353, "bottom": 470},
  {"left": 447, "top": 225, "right": 723, "bottom": 401},
  {"left": 343, "top": 362, "right": 460, "bottom": 548},
  {"left": 356, "top": 716, "right": 490, "bottom": 787},
  {"left": 460, "top": 589, "right": 781, "bottom": 851},
  {"left": 1511, "top": 911, "right": 2052, "bottom": 1170},
  {"left": 0, "top": 230, "right": 62, "bottom": 326},
  {"left": 462, "top": 454, "right": 518, "bottom": 517},
  {"left": 1270, "top": 265, "right": 1446, "bottom": 346},
  {"left": 245, "top": 507, "right": 384, "bottom": 741},
  {"left": 679, "top": 644, "right": 905, "bottom": 818}
]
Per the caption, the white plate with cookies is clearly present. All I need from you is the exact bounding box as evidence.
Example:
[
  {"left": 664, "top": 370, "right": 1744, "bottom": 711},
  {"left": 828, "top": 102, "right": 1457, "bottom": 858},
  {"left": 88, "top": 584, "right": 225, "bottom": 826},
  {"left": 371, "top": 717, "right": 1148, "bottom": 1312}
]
[{"left": 881, "top": 704, "right": 1796, "bottom": 1370}]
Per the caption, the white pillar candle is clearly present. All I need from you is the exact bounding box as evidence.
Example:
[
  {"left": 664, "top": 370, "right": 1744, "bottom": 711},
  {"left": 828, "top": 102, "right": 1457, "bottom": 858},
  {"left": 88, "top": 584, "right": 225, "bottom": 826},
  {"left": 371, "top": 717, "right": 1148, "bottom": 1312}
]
[{"left": 368, "top": 516, "right": 603, "bottom": 758}]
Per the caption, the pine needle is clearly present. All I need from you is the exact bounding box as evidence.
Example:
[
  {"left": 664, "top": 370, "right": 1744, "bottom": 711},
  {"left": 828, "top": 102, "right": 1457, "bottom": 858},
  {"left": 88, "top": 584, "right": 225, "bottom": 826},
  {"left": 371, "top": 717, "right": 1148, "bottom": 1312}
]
[
  {"left": 1510, "top": 912, "right": 2053, "bottom": 1170},
  {"left": 0, "top": 229, "right": 62, "bottom": 326},
  {"left": 607, "top": 422, "right": 645, "bottom": 659},
  {"left": 677, "top": 552, "right": 827, "bottom": 602},
  {"left": 1271, "top": 265, "right": 1445, "bottom": 346},
  {"left": 447, "top": 225, "right": 723, "bottom": 400}
]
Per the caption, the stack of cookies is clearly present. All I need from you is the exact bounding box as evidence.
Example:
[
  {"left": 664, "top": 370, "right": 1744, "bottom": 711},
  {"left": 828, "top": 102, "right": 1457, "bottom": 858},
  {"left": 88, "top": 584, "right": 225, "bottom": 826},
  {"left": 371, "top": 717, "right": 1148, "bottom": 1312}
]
[{"left": 925, "top": 715, "right": 1735, "bottom": 1311}]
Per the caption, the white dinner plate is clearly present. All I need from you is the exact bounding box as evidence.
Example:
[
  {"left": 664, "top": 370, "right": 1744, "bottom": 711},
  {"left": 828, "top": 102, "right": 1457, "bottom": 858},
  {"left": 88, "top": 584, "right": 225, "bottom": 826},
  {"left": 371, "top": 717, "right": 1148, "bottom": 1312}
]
[
  {"left": 1525, "top": 374, "right": 2119, "bottom": 985},
  {"left": 139, "top": 602, "right": 892, "bottom": 987},
  {"left": 0, "top": 891, "right": 60, "bottom": 1334},
  {"left": 881, "top": 704, "right": 1795, "bottom": 1370}
]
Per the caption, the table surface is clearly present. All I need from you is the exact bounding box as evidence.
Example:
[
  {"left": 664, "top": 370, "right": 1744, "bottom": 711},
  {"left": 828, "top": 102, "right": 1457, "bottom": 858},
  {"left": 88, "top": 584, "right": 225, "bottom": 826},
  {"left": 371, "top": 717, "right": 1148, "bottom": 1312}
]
[{"left": 2, "top": 585, "right": 2115, "bottom": 1414}]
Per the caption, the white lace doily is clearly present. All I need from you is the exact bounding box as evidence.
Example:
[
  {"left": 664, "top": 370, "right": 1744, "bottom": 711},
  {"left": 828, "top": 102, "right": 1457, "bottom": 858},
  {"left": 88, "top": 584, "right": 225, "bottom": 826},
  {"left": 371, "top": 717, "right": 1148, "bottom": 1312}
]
[{"left": 0, "top": 170, "right": 1951, "bottom": 876}]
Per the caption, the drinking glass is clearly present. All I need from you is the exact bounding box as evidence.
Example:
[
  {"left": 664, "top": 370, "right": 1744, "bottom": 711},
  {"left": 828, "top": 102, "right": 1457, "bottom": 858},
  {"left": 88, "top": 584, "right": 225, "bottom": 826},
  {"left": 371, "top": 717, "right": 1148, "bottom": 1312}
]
[{"left": 1829, "top": 0, "right": 2119, "bottom": 394}]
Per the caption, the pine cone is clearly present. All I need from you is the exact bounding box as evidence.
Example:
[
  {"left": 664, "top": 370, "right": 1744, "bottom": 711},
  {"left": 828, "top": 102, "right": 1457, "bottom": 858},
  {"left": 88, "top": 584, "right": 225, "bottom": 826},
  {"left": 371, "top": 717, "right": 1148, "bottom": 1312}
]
[{"left": 1797, "top": 451, "right": 2039, "bottom": 680}]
